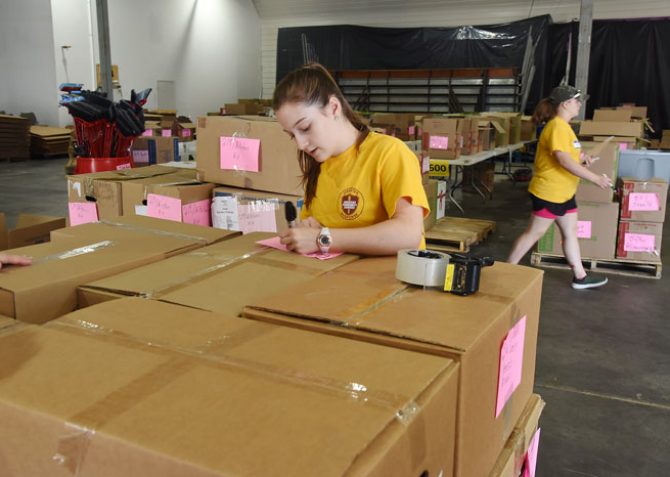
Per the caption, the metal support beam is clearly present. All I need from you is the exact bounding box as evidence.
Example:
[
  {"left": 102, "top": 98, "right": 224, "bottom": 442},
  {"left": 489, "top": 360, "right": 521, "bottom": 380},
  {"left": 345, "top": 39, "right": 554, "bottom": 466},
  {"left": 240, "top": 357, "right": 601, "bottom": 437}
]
[
  {"left": 575, "top": 0, "right": 593, "bottom": 119},
  {"left": 96, "top": 0, "right": 113, "bottom": 95}
]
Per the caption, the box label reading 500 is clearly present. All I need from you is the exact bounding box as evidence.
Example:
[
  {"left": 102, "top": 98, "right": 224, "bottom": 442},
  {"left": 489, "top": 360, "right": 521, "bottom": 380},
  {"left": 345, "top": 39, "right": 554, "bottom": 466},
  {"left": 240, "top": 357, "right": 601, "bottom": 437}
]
[{"left": 429, "top": 159, "right": 450, "bottom": 177}]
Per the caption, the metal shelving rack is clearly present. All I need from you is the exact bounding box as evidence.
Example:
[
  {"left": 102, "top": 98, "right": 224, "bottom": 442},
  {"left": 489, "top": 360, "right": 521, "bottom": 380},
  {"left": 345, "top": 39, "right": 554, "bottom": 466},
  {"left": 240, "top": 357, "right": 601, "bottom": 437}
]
[{"left": 334, "top": 68, "right": 522, "bottom": 114}]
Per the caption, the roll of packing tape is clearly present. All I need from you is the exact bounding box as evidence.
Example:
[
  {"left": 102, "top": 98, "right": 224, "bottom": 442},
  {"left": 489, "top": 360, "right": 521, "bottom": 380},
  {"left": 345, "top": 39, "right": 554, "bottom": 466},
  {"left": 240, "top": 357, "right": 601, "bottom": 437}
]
[{"left": 395, "top": 249, "right": 450, "bottom": 287}]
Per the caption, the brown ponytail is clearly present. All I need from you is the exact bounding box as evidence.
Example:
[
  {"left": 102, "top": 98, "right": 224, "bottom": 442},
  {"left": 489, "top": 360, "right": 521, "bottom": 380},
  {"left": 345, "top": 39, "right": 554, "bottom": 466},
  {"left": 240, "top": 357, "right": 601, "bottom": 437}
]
[
  {"left": 273, "top": 63, "right": 369, "bottom": 208},
  {"left": 532, "top": 98, "right": 558, "bottom": 126}
]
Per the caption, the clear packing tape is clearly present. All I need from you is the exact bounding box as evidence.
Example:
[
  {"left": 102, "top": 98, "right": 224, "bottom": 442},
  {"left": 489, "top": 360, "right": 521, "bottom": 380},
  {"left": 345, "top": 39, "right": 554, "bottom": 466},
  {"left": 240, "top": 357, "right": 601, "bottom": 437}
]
[{"left": 47, "top": 315, "right": 421, "bottom": 474}]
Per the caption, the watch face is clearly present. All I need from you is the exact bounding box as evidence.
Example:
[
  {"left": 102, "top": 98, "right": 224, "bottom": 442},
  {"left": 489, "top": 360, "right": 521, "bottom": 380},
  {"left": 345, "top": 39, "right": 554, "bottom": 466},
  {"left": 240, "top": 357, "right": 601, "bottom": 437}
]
[{"left": 318, "top": 234, "right": 332, "bottom": 246}]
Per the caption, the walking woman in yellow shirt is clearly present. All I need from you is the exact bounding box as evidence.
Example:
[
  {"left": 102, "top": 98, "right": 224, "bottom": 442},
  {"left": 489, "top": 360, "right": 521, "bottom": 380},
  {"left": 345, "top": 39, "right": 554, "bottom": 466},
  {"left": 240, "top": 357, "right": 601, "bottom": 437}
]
[
  {"left": 273, "top": 63, "right": 429, "bottom": 256},
  {"left": 508, "top": 85, "right": 612, "bottom": 289}
]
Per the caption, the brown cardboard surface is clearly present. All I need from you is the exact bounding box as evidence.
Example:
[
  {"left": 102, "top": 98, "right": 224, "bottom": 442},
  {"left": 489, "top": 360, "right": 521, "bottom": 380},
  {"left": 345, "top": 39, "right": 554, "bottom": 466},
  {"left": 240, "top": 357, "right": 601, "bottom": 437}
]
[
  {"left": 489, "top": 394, "right": 545, "bottom": 477},
  {"left": 243, "top": 257, "right": 544, "bottom": 477},
  {"left": 197, "top": 116, "right": 303, "bottom": 195},
  {"left": 579, "top": 120, "right": 643, "bottom": 138},
  {"left": 0, "top": 213, "right": 6, "bottom": 250},
  {"left": 120, "top": 168, "right": 198, "bottom": 215},
  {"left": 422, "top": 118, "right": 464, "bottom": 159},
  {"left": 7, "top": 214, "right": 66, "bottom": 249},
  {"left": 0, "top": 315, "right": 16, "bottom": 329},
  {"left": 619, "top": 177, "right": 668, "bottom": 222},
  {"left": 576, "top": 141, "right": 619, "bottom": 203},
  {"left": 616, "top": 221, "right": 663, "bottom": 261},
  {"left": 593, "top": 109, "right": 633, "bottom": 122},
  {"left": 537, "top": 201, "right": 619, "bottom": 259},
  {"left": 78, "top": 232, "right": 358, "bottom": 317},
  {"left": 0, "top": 298, "right": 458, "bottom": 477}
]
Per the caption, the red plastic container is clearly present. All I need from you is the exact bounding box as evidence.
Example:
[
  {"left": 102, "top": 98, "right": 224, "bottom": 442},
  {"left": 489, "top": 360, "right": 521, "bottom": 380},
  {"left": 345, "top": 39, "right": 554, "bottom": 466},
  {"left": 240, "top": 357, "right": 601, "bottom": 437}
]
[{"left": 75, "top": 156, "right": 134, "bottom": 174}]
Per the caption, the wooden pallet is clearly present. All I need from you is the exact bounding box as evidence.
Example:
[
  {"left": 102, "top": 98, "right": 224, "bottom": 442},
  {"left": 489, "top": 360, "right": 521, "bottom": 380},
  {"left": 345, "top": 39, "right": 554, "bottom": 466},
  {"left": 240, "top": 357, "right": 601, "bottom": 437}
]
[
  {"left": 426, "top": 216, "right": 496, "bottom": 253},
  {"left": 530, "top": 252, "right": 662, "bottom": 279}
]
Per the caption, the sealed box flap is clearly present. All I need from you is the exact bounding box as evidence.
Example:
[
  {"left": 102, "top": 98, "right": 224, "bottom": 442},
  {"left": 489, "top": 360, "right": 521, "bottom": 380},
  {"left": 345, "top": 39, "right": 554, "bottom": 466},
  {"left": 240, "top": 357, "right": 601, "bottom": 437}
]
[
  {"left": 8, "top": 214, "right": 65, "bottom": 249},
  {"left": 0, "top": 300, "right": 456, "bottom": 476},
  {"left": 248, "top": 258, "right": 543, "bottom": 352}
]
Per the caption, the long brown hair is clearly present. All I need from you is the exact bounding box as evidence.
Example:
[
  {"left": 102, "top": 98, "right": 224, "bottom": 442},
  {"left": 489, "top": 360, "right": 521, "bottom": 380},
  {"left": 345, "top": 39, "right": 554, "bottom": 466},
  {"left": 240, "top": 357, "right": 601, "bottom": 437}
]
[
  {"left": 532, "top": 98, "right": 559, "bottom": 125},
  {"left": 272, "top": 63, "right": 369, "bottom": 208}
]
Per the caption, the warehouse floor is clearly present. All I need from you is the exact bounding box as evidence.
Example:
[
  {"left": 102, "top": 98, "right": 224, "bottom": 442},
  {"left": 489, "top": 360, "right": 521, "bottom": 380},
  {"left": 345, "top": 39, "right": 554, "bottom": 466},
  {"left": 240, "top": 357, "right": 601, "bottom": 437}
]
[{"left": 1, "top": 157, "right": 669, "bottom": 476}]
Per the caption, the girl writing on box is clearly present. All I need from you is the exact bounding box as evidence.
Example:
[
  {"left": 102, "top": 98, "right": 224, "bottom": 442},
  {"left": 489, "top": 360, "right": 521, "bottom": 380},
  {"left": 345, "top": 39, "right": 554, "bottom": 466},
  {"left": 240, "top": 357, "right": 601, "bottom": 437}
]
[
  {"left": 507, "top": 85, "right": 612, "bottom": 289},
  {"left": 273, "top": 63, "right": 429, "bottom": 256}
]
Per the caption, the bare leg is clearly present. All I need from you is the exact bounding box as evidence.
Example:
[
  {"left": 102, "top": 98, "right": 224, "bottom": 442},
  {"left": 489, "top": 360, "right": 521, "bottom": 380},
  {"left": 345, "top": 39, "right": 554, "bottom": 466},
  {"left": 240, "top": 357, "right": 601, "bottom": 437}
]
[
  {"left": 555, "top": 212, "right": 586, "bottom": 279},
  {"left": 508, "top": 213, "right": 555, "bottom": 264}
]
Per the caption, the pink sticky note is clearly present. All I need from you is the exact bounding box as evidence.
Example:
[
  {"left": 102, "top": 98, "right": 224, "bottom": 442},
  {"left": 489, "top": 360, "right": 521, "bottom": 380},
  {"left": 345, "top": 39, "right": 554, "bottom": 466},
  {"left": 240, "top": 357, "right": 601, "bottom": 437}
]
[
  {"left": 256, "top": 236, "right": 343, "bottom": 260},
  {"left": 147, "top": 193, "right": 182, "bottom": 222},
  {"left": 238, "top": 204, "right": 277, "bottom": 233},
  {"left": 182, "top": 199, "right": 211, "bottom": 226},
  {"left": 68, "top": 202, "right": 98, "bottom": 226},
  {"left": 429, "top": 135, "right": 449, "bottom": 150},
  {"left": 522, "top": 428, "right": 541, "bottom": 477},
  {"left": 181, "top": 128, "right": 192, "bottom": 138},
  {"left": 161, "top": 129, "right": 172, "bottom": 137},
  {"left": 142, "top": 129, "right": 153, "bottom": 137},
  {"left": 495, "top": 316, "right": 527, "bottom": 418},
  {"left": 629, "top": 192, "right": 660, "bottom": 211},
  {"left": 577, "top": 220, "right": 592, "bottom": 239},
  {"left": 408, "top": 125, "right": 416, "bottom": 136},
  {"left": 623, "top": 232, "right": 655, "bottom": 252},
  {"left": 116, "top": 162, "right": 131, "bottom": 170},
  {"left": 220, "top": 136, "right": 261, "bottom": 172},
  {"left": 133, "top": 150, "right": 150, "bottom": 164},
  {"left": 619, "top": 142, "right": 629, "bottom": 151}
]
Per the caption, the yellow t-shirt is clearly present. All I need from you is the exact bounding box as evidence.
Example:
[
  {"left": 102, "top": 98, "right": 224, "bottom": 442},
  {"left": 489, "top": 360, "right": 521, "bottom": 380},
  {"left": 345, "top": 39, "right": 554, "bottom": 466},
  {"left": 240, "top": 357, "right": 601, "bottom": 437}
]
[
  {"left": 301, "top": 132, "right": 429, "bottom": 247},
  {"left": 528, "top": 116, "right": 581, "bottom": 203}
]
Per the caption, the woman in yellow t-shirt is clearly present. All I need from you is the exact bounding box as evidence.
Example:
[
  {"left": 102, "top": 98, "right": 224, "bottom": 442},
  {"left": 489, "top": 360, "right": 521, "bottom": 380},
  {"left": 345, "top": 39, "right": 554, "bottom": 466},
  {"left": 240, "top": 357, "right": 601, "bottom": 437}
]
[
  {"left": 273, "top": 63, "right": 429, "bottom": 255},
  {"left": 508, "top": 85, "right": 612, "bottom": 289}
]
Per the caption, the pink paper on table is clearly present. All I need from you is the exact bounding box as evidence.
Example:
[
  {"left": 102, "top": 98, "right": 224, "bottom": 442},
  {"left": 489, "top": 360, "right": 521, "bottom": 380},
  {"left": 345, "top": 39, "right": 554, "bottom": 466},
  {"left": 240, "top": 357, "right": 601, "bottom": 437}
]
[
  {"left": 238, "top": 204, "right": 277, "bottom": 233},
  {"left": 256, "top": 236, "right": 343, "bottom": 260},
  {"left": 577, "top": 220, "right": 592, "bottom": 239},
  {"left": 147, "top": 193, "right": 182, "bottom": 222},
  {"left": 619, "top": 142, "right": 629, "bottom": 151},
  {"left": 68, "top": 202, "right": 98, "bottom": 226},
  {"left": 522, "top": 428, "right": 541, "bottom": 477},
  {"left": 629, "top": 192, "right": 660, "bottom": 211},
  {"left": 220, "top": 136, "right": 261, "bottom": 172},
  {"left": 495, "top": 315, "right": 527, "bottom": 418},
  {"left": 429, "top": 135, "right": 449, "bottom": 150},
  {"left": 161, "top": 129, "right": 172, "bottom": 137},
  {"left": 623, "top": 233, "right": 655, "bottom": 252},
  {"left": 182, "top": 199, "right": 211, "bottom": 226}
]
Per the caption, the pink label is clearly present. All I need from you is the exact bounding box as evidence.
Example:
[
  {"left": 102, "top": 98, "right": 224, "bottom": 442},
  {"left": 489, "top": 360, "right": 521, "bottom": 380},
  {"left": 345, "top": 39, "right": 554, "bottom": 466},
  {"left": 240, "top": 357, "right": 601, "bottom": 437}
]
[
  {"left": 577, "top": 220, "right": 592, "bottom": 239},
  {"left": 238, "top": 204, "right": 278, "bottom": 233},
  {"left": 116, "top": 162, "right": 131, "bottom": 170},
  {"left": 408, "top": 125, "right": 416, "bottom": 136},
  {"left": 495, "top": 316, "right": 527, "bottom": 418},
  {"left": 161, "top": 129, "right": 172, "bottom": 137},
  {"left": 629, "top": 192, "right": 660, "bottom": 211},
  {"left": 522, "top": 428, "right": 541, "bottom": 477},
  {"left": 181, "top": 128, "right": 192, "bottom": 138},
  {"left": 623, "top": 232, "right": 656, "bottom": 252},
  {"left": 68, "top": 202, "right": 98, "bottom": 226},
  {"left": 147, "top": 193, "right": 182, "bottom": 222},
  {"left": 182, "top": 199, "right": 211, "bottom": 226},
  {"left": 619, "top": 142, "right": 629, "bottom": 151},
  {"left": 220, "top": 136, "right": 261, "bottom": 172},
  {"left": 429, "top": 135, "right": 449, "bottom": 150},
  {"left": 133, "top": 150, "right": 150, "bottom": 164},
  {"left": 256, "top": 236, "right": 343, "bottom": 260},
  {"left": 142, "top": 129, "right": 153, "bottom": 137}
]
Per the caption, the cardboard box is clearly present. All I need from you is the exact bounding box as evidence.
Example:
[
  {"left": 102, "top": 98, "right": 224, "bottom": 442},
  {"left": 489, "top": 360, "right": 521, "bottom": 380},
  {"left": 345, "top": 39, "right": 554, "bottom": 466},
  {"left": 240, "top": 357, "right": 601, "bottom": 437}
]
[
  {"left": 575, "top": 141, "right": 619, "bottom": 203},
  {"left": 520, "top": 116, "right": 536, "bottom": 141},
  {"left": 197, "top": 116, "right": 303, "bottom": 196},
  {"left": 489, "top": 394, "right": 545, "bottom": 477},
  {"left": 537, "top": 201, "right": 619, "bottom": 259},
  {"left": 242, "top": 258, "right": 543, "bottom": 477},
  {"left": 616, "top": 221, "right": 663, "bottom": 261},
  {"left": 593, "top": 109, "right": 633, "bottom": 122},
  {"left": 370, "top": 113, "right": 417, "bottom": 141},
  {"left": 211, "top": 186, "right": 302, "bottom": 233},
  {"left": 119, "top": 168, "right": 199, "bottom": 217},
  {"left": 131, "top": 136, "right": 180, "bottom": 165},
  {"left": 422, "top": 118, "right": 464, "bottom": 159},
  {"left": 0, "top": 218, "right": 236, "bottom": 324},
  {"left": 77, "top": 232, "right": 357, "bottom": 316},
  {"left": 0, "top": 298, "right": 459, "bottom": 477},
  {"left": 67, "top": 165, "right": 180, "bottom": 222},
  {"left": 619, "top": 177, "right": 668, "bottom": 223},
  {"left": 141, "top": 181, "right": 216, "bottom": 226},
  {"left": 0, "top": 315, "right": 16, "bottom": 329},
  {"left": 618, "top": 105, "right": 648, "bottom": 119},
  {"left": 0, "top": 213, "right": 65, "bottom": 251},
  {"left": 579, "top": 120, "right": 643, "bottom": 138}
]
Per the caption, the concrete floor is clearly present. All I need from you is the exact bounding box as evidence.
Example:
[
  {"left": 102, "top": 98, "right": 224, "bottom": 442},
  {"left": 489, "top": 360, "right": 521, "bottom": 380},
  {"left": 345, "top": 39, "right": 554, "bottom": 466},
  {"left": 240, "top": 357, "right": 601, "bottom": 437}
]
[{"left": 1, "top": 156, "right": 669, "bottom": 476}]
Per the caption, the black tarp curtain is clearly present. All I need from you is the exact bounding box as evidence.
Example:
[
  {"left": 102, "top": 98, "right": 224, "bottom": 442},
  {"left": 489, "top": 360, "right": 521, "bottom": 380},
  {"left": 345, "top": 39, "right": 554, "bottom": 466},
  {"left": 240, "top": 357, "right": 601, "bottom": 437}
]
[{"left": 276, "top": 16, "right": 670, "bottom": 136}]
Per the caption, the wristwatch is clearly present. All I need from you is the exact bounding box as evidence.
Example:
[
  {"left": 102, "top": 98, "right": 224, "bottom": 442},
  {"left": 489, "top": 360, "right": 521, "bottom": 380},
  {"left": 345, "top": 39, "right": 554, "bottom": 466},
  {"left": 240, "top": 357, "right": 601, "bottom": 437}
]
[{"left": 316, "top": 227, "right": 332, "bottom": 254}]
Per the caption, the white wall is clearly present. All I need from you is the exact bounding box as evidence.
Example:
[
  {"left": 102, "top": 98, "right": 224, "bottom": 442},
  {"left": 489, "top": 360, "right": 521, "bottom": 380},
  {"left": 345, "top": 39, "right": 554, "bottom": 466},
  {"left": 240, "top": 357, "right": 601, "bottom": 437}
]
[
  {"left": 260, "top": 0, "right": 670, "bottom": 98},
  {"left": 0, "top": 0, "right": 60, "bottom": 125}
]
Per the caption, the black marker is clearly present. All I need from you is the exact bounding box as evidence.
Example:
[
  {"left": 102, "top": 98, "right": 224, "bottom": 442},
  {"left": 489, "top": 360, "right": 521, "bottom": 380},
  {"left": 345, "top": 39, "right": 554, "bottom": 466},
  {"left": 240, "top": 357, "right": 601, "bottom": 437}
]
[{"left": 285, "top": 201, "right": 297, "bottom": 228}]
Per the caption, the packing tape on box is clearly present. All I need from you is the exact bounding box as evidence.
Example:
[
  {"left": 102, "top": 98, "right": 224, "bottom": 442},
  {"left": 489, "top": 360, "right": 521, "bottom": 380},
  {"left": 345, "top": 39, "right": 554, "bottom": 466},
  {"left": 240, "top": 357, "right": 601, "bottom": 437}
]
[{"left": 395, "top": 249, "right": 450, "bottom": 287}]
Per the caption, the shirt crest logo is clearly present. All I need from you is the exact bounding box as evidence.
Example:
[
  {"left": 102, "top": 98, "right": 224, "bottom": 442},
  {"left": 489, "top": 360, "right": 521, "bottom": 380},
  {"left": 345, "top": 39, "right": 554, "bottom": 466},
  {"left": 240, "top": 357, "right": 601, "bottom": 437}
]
[{"left": 338, "top": 187, "right": 364, "bottom": 220}]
